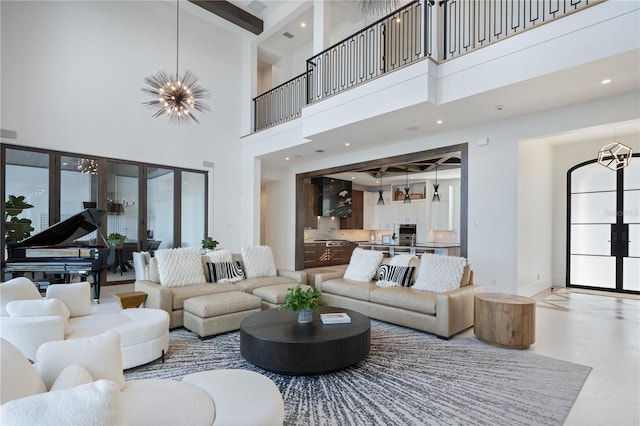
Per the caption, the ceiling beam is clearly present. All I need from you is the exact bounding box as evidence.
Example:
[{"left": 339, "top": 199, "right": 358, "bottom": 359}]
[{"left": 189, "top": 0, "right": 263, "bottom": 35}]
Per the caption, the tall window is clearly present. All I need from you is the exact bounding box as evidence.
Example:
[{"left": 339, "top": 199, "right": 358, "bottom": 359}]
[
  {"left": 181, "top": 171, "right": 206, "bottom": 247},
  {"left": 147, "top": 167, "right": 174, "bottom": 249},
  {"left": 61, "top": 155, "right": 99, "bottom": 244}
]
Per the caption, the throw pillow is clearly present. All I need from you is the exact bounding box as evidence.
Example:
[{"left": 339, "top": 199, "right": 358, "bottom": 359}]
[
  {"left": 36, "top": 331, "right": 125, "bottom": 390},
  {"left": 205, "top": 249, "right": 232, "bottom": 263},
  {"left": 412, "top": 254, "right": 467, "bottom": 293},
  {"left": 6, "top": 298, "right": 71, "bottom": 320},
  {"left": 343, "top": 248, "right": 383, "bottom": 282},
  {"left": 206, "top": 261, "right": 245, "bottom": 283},
  {"left": 155, "top": 247, "right": 206, "bottom": 287},
  {"left": 0, "top": 380, "right": 122, "bottom": 426},
  {"left": 376, "top": 264, "right": 414, "bottom": 287},
  {"left": 50, "top": 365, "right": 94, "bottom": 391},
  {"left": 46, "top": 282, "right": 91, "bottom": 317},
  {"left": 148, "top": 256, "right": 160, "bottom": 283},
  {"left": 0, "top": 277, "right": 42, "bottom": 316},
  {"left": 0, "top": 338, "right": 47, "bottom": 405},
  {"left": 241, "top": 246, "right": 277, "bottom": 279}
]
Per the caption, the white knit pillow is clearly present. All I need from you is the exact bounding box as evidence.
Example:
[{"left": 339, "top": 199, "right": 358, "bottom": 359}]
[
  {"left": 155, "top": 247, "right": 206, "bottom": 287},
  {"left": 205, "top": 249, "right": 232, "bottom": 263},
  {"left": 46, "top": 282, "right": 91, "bottom": 317},
  {"left": 0, "top": 380, "right": 122, "bottom": 426},
  {"left": 6, "top": 299, "right": 70, "bottom": 320},
  {"left": 413, "top": 254, "right": 467, "bottom": 293},
  {"left": 241, "top": 246, "right": 277, "bottom": 279},
  {"left": 343, "top": 248, "right": 383, "bottom": 282}
]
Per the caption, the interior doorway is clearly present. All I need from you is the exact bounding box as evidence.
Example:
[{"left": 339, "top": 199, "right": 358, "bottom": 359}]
[{"left": 567, "top": 154, "right": 639, "bottom": 294}]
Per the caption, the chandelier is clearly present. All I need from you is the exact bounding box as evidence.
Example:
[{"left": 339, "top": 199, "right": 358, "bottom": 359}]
[
  {"left": 597, "top": 131, "right": 633, "bottom": 171},
  {"left": 355, "top": 0, "right": 400, "bottom": 15},
  {"left": 77, "top": 158, "right": 98, "bottom": 175},
  {"left": 142, "top": 0, "right": 209, "bottom": 124},
  {"left": 377, "top": 173, "right": 385, "bottom": 205},
  {"left": 432, "top": 164, "right": 441, "bottom": 202},
  {"left": 403, "top": 169, "right": 411, "bottom": 204}
]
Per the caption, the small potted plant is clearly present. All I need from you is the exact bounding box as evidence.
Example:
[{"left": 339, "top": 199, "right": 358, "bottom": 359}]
[
  {"left": 280, "top": 285, "right": 325, "bottom": 324},
  {"left": 201, "top": 236, "right": 219, "bottom": 252},
  {"left": 107, "top": 232, "right": 126, "bottom": 248}
]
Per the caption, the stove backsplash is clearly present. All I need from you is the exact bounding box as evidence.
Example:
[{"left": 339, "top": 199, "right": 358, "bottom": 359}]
[{"left": 304, "top": 216, "right": 387, "bottom": 242}]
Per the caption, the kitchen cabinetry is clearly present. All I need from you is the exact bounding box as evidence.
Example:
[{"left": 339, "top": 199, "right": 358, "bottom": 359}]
[
  {"left": 340, "top": 190, "right": 363, "bottom": 229},
  {"left": 303, "top": 243, "right": 318, "bottom": 268},
  {"left": 304, "top": 183, "right": 318, "bottom": 229},
  {"left": 303, "top": 241, "right": 357, "bottom": 268}
]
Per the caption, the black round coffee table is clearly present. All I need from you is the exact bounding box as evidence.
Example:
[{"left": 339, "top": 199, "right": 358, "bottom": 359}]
[{"left": 240, "top": 306, "right": 371, "bottom": 375}]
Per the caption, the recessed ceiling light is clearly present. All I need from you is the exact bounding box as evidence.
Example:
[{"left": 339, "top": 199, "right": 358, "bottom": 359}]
[
  {"left": 300, "top": 22, "right": 306, "bottom": 28},
  {"left": 351, "top": 177, "right": 355, "bottom": 180},
  {"left": 345, "top": 142, "right": 350, "bottom": 146},
  {"left": 285, "top": 157, "right": 290, "bottom": 161},
  {"left": 601, "top": 78, "right": 612, "bottom": 84},
  {"left": 495, "top": 104, "right": 504, "bottom": 111},
  {"left": 436, "top": 120, "right": 443, "bottom": 124}
]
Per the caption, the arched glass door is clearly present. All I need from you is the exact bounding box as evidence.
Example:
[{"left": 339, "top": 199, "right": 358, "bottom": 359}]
[{"left": 567, "top": 154, "right": 639, "bottom": 293}]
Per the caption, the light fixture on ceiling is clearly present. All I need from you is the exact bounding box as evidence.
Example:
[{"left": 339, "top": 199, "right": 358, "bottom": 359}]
[
  {"left": 377, "top": 173, "right": 385, "bottom": 205},
  {"left": 77, "top": 158, "right": 98, "bottom": 175},
  {"left": 432, "top": 164, "right": 441, "bottom": 202},
  {"left": 355, "top": 0, "right": 400, "bottom": 15},
  {"left": 597, "top": 130, "right": 633, "bottom": 170},
  {"left": 403, "top": 169, "right": 411, "bottom": 204},
  {"left": 142, "top": 0, "right": 210, "bottom": 124}
]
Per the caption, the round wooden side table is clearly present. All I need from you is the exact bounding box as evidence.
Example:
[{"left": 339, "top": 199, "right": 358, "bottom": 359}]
[{"left": 474, "top": 293, "right": 536, "bottom": 349}]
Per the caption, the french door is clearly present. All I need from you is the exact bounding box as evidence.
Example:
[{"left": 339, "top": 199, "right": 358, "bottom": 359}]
[{"left": 567, "top": 154, "right": 639, "bottom": 293}]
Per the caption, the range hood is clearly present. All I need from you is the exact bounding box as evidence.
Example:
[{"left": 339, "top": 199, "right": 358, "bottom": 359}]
[{"left": 312, "top": 177, "right": 352, "bottom": 218}]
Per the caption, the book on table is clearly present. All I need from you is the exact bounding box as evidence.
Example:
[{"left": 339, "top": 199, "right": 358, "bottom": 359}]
[{"left": 320, "top": 312, "right": 351, "bottom": 324}]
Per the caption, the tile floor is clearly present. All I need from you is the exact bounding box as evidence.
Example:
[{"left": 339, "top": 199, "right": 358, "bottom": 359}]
[{"left": 99, "top": 284, "right": 640, "bottom": 425}]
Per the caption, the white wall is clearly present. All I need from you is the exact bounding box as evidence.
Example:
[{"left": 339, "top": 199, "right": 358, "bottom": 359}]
[
  {"left": 257, "top": 92, "right": 639, "bottom": 295},
  {"left": 1, "top": 0, "right": 245, "bottom": 252}
]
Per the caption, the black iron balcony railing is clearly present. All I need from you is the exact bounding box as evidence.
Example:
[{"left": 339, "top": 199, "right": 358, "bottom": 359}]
[
  {"left": 253, "top": 0, "right": 599, "bottom": 132},
  {"left": 306, "top": 0, "right": 428, "bottom": 104}
]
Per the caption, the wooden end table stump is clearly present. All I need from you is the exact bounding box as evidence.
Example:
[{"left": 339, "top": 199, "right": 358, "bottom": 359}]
[
  {"left": 474, "top": 293, "right": 535, "bottom": 349},
  {"left": 114, "top": 291, "right": 147, "bottom": 309}
]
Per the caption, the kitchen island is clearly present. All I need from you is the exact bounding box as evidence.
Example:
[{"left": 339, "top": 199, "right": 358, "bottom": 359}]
[{"left": 358, "top": 242, "right": 460, "bottom": 257}]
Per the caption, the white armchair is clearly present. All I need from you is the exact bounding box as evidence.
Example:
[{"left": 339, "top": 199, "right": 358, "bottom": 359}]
[
  {"left": 0, "top": 277, "right": 169, "bottom": 368},
  {"left": 0, "top": 333, "right": 285, "bottom": 425}
]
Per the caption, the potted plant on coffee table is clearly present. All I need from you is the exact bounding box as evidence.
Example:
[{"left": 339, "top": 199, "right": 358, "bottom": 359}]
[{"left": 280, "top": 285, "right": 325, "bottom": 324}]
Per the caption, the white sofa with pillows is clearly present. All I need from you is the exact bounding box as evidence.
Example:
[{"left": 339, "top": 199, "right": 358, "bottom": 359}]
[
  {"left": 316, "top": 248, "right": 483, "bottom": 339},
  {"left": 0, "top": 332, "right": 284, "bottom": 425},
  {"left": 0, "top": 278, "right": 169, "bottom": 368},
  {"left": 134, "top": 246, "right": 306, "bottom": 329}
]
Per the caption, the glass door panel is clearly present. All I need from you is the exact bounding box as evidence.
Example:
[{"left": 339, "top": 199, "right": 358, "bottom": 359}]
[
  {"left": 147, "top": 167, "right": 174, "bottom": 250},
  {"left": 106, "top": 162, "right": 139, "bottom": 282},
  {"left": 181, "top": 171, "right": 205, "bottom": 248},
  {"left": 570, "top": 255, "right": 616, "bottom": 289},
  {"left": 60, "top": 155, "right": 100, "bottom": 245},
  {"left": 5, "top": 148, "right": 50, "bottom": 244},
  {"left": 570, "top": 224, "right": 611, "bottom": 256}
]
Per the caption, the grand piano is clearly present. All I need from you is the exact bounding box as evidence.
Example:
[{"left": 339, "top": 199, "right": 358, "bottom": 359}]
[{"left": 2, "top": 208, "right": 115, "bottom": 302}]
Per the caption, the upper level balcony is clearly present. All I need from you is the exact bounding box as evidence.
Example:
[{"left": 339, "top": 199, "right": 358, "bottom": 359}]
[{"left": 246, "top": 0, "right": 635, "bottom": 145}]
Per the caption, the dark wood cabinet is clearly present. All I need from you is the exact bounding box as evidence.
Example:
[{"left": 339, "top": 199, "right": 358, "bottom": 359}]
[
  {"left": 340, "top": 190, "right": 363, "bottom": 229},
  {"left": 304, "top": 242, "right": 354, "bottom": 268},
  {"left": 304, "top": 183, "right": 318, "bottom": 229},
  {"left": 303, "top": 243, "right": 318, "bottom": 268}
]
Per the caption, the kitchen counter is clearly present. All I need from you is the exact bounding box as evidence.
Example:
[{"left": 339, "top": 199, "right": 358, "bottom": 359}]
[{"left": 358, "top": 242, "right": 460, "bottom": 256}]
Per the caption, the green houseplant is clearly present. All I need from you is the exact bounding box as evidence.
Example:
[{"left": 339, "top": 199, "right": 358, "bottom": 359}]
[
  {"left": 5, "top": 195, "right": 35, "bottom": 246},
  {"left": 107, "top": 232, "right": 126, "bottom": 247},
  {"left": 280, "top": 285, "right": 325, "bottom": 323},
  {"left": 201, "top": 236, "right": 219, "bottom": 251}
]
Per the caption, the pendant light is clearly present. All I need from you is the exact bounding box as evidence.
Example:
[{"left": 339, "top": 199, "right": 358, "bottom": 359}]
[
  {"left": 142, "top": 0, "right": 210, "bottom": 124},
  {"left": 403, "top": 170, "right": 411, "bottom": 204},
  {"left": 432, "top": 164, "right": 441, "bottom": 202},
  {"left": 597, "top": 129, "right": 633, "bottom": 170},
  {"left": 377, "top": 173, "right": 385, "bottom": 205}
]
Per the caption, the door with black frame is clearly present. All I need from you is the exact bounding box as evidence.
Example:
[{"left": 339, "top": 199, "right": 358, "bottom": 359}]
[{"left": 567, "top": 154, "right": 639, "bottom": 294}]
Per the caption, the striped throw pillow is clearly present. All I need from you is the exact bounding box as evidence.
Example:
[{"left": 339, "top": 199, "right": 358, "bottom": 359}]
[
  {"left": 206, "top": 261, "right": 245, "bottom": 283},
  {"left": 376, "top": 265, "right": 415, "bottom": 287}
]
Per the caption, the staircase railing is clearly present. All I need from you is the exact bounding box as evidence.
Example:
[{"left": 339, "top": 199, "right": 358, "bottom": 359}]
[{"left": 252, "top": 0, "right": 600, "bottom": 132}]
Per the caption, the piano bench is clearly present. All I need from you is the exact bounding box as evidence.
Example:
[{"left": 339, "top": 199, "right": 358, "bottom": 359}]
[{"left": 114, "top": 291, "right": 148, "bottom": 309}]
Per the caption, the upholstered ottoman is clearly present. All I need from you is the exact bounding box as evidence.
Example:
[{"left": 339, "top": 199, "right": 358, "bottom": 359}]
[
  {"left": 182, "top": 369, "right": 284, "bottom": 425},
  {"left": 183, "top": 292, "right": 261, "bottom": 338},
  {"left": 252, "top": 283, "right": 311, "bottom": 309}
]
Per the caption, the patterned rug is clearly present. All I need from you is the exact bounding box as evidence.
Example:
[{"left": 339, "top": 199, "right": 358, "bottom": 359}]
[{"left": 124, "top": 321, "right": 591, "bottom": 426}]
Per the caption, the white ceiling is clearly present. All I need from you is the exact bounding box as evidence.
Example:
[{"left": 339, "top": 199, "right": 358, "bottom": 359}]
[{"left": 225, "top": 1, "right": 639, "bottom": 184}]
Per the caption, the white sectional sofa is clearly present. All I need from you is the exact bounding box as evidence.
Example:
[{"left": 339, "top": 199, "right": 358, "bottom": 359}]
[{"left": 316, "top": 250, "right": 483, "bottom": 339}]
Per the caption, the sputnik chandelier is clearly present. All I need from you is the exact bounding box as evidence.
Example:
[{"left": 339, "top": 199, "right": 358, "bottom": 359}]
[{"left": 142, "top": 0, "right": 209, "bottom": 124}]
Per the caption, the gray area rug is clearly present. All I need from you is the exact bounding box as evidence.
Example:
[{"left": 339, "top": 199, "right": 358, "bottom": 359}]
[{"left": 124, "top": 320, "right": 591, "bottom": 426}]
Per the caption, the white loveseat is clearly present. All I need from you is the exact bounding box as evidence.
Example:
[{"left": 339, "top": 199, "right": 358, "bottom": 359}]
[
  {"left": 0, "top": 332, "right": 284, "bottom": 425},
  {"left": 133, "top": 247, "right": 306, "bottom": 329},
  {"left": 0, "top": 277, "right": 169, "bottom": 368}
]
